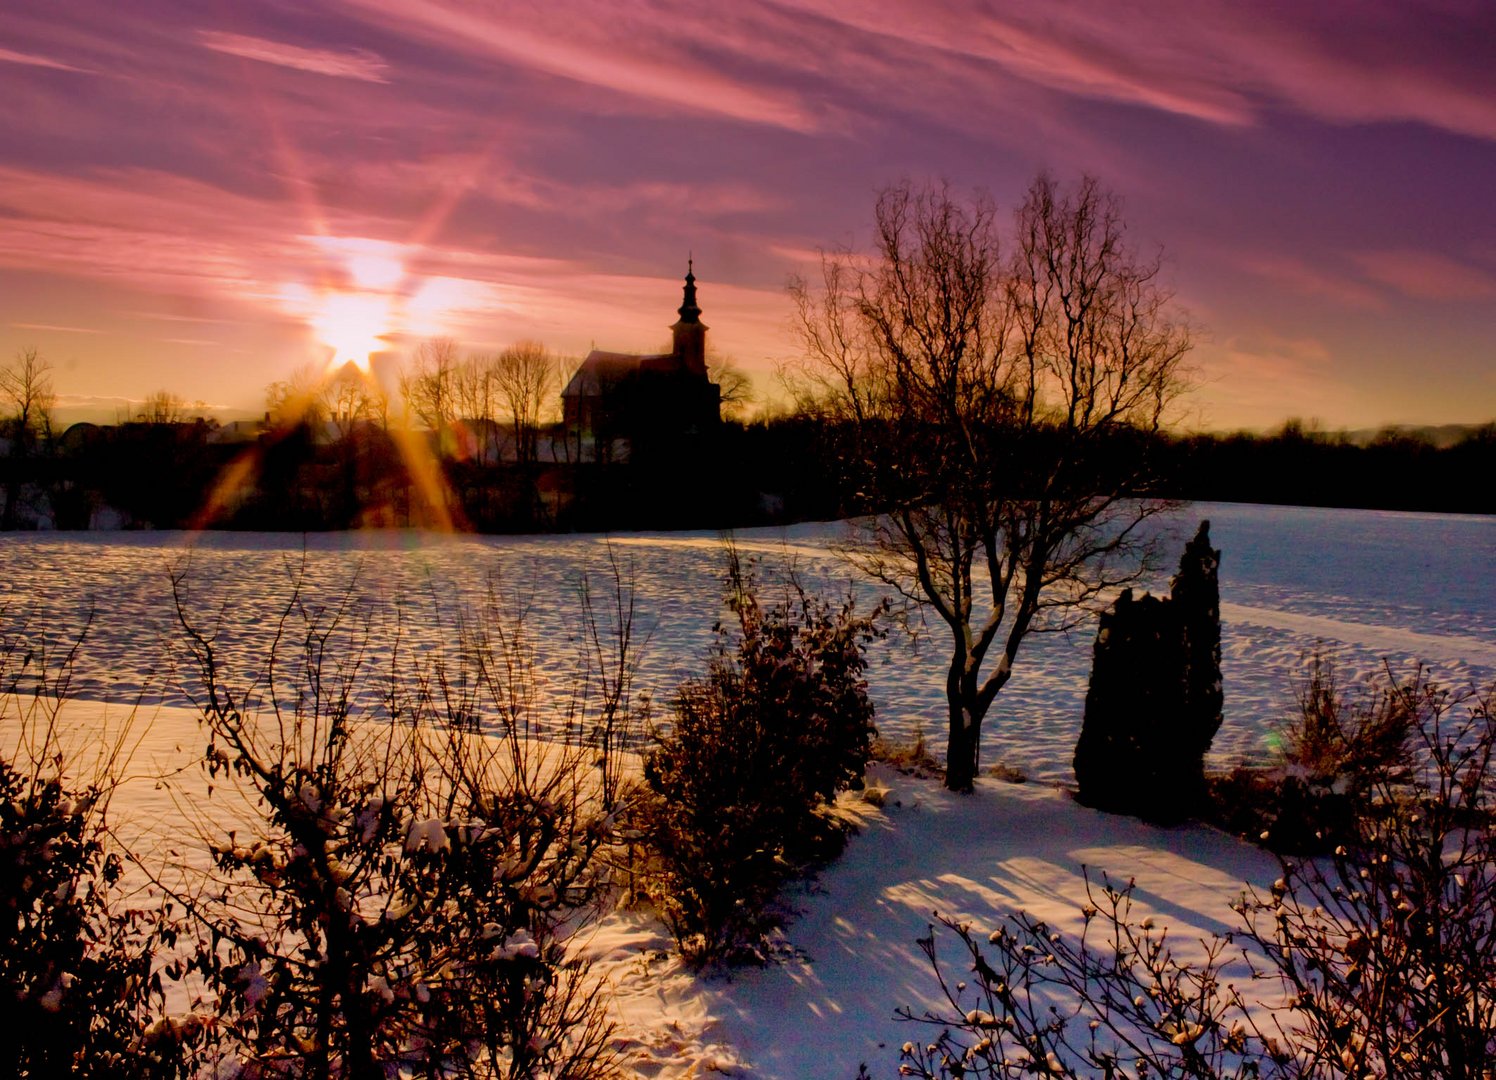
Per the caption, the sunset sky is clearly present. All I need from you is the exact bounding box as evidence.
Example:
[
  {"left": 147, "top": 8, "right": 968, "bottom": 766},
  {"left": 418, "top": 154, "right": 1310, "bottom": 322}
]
[{"left": 3, "top": 0, "right": 1493, "bottom": 431}]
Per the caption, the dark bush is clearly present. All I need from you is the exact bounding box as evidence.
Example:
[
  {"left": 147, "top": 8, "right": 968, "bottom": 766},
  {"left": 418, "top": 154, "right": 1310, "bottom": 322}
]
[
  {"left": 0, "top": 635, "right": 182, "bottom": 1080},
  {"left": 642, "top": 551, "right": 885, "bottom": 966},
  {"left": 1074, "top": 520, "right": 1223, "bottom": 823},
  {"left": 0, "top": 758, "right": 180, "bottom": 1078}
]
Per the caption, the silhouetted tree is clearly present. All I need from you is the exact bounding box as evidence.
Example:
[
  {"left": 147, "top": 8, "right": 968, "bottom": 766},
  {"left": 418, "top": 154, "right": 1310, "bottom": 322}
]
[
  {"left": 137, "top": 389, "right": 195, "bottom": 424},
  {"left": 400, "top": 337, "right": 460, "bottom": 441},
  {"left": 1, "top": 346, "right": 56, "bottom": 528},
  {"left": 707, "top": 353, "right": 754, "bottom": 422},
  {"left": 322, "top": 363, "right": 386, "bottom": 441},
  {"left": 494, "top": 340, "right": 558, "bottom": 469},
  {"left": 0, "top": 346, "right": 54, "bottom": 443},
  {"left": 791, "top": 176, "right": 1190, "bottom": 791},
  {"left": 265, "top": 364, "right": 331, "bottom": 431}
]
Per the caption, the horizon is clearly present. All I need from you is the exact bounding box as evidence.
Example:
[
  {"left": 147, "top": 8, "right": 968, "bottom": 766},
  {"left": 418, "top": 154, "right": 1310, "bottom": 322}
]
[
  {"left": 35, "top": 399, "right": 1496, "bottom": 442},
  {"left": 4, "top": 1, "right": 1495, "bottom": 432}
]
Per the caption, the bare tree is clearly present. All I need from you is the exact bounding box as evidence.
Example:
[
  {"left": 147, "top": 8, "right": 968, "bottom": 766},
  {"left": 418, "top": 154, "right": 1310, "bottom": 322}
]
[
  {"left": 400, "top": 337, "right": 461, "bottom": 439},
  {"left": 790, "top": 176, "right": 1190, "bottom": 791},
  {"left": 451, "top": 353, "right": 500, "bottom": 460},
  {"left": 321, "top": 363, "right": 386, "bottom": 442},
  {"left": 493, "top": 341, "right": 558, "bottom": 469},
  {"left": 1, "top": 346, "right": 55, "bottom": 447},
  {"left": 707, "top": 353, "right": 754, "bottom": 422},
  {"left": 1, "top": 347, "right": 56, "bottom": 529},
  {"left": 265, "top": 363, "right": 387, "bottom": 442},
  {"left": 265, "top": 364, "right": 330, "bottom": 432},
  {"left": 137, "top": 388, "right": 196, "bottom": 424}
]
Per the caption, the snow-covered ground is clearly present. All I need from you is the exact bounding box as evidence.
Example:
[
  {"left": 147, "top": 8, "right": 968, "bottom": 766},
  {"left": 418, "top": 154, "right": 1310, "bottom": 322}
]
[
  {"left": 1, "top": 502, "right": 1492, "bottom": 1077},
  {"left": 2, "top": 502, "right": 1491, "bottom": 781}
]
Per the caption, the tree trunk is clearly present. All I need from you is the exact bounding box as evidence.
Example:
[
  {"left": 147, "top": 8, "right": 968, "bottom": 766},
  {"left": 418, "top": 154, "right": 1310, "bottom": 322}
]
[{"left": 945, "top": 699, "right": 980, "bottom": 792}]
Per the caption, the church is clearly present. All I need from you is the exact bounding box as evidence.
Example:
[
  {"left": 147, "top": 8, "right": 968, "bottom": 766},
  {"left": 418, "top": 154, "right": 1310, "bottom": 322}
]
[{"left": 561, "top": 263, "right": 721, "bottom": 461}]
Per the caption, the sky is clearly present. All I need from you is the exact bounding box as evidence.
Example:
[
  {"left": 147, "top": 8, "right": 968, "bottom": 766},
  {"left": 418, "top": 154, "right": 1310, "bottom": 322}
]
[{"left": 2, "top": 0, "right": 1494, "bottom": 432}]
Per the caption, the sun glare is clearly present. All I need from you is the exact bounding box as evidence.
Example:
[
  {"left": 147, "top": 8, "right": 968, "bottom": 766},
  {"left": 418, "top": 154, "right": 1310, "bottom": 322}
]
[
  {"left": 280, "top": 236, "right": 415, "bottom": 370},
  {"left": 311, "top": 291, "right": 391, "bottom": 371},
  {"left": 347, "top": 250, "right": 405, "bottom": 291}
]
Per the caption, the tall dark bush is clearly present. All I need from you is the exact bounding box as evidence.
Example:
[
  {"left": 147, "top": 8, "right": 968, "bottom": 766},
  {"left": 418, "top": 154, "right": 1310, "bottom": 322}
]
[
  {"left": 643, "top": 552, "right": 885, "bottom": 966},
  {"left": 1073, "top": 520, "right": 1221, "bottom": 821}
]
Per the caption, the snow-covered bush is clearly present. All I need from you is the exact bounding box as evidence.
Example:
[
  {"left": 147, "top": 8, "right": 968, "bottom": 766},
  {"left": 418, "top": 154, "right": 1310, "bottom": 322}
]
[
  {"left": 642, "top": 551, "right": 885, "bottom": 967},
  {"left": 896, "top": 877, "right": 1260, "bottom": 1079},
  {"left": 169, "top": 571, "right": 633, "bottom": 1078},
  {"left": 0, "top": 634, "right": 184, "bottom": 1078},
  {"left": 1233, "top": 675, "right": 1496, "bottom": 1078},
  {"left": 893, "top": 674, "right": 1496, "bottom": 1079}
]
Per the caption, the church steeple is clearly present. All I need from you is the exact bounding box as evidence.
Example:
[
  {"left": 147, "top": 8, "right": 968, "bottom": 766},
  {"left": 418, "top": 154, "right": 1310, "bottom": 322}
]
[
  {"left": 670, "top": 258, "right": 707, "bottom": 376},
  {"left": 677, "top": 257, "right": 702, "bottom": 324}
]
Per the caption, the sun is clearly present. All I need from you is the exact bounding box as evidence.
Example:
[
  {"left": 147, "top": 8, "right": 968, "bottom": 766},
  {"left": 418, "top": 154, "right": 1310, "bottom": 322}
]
[
  {"left": 283, "top": 236, "right": 410, "bottom": 371},
  {"left": 310, "top": 291, "right": 391, "bottom": 371}
]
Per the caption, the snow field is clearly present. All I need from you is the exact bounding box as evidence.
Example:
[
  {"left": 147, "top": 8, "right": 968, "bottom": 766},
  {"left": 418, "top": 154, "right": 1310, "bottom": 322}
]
[{"left": 0, "top": 502, "right": 1490, "bottom": 1075}]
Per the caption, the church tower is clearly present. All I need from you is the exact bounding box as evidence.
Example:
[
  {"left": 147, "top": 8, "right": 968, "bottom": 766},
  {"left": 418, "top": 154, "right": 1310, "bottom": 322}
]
[{"left": 670, "top": 259, "right": 708, "bottom": 377}]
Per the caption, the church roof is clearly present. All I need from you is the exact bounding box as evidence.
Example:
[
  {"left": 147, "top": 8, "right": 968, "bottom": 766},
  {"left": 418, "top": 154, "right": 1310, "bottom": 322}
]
[
  {"left": 561, "top": 350, "right": 677, "bottom": 398},
  {"left": 561, "top": 263, "right": 712, "bottom": 399}
]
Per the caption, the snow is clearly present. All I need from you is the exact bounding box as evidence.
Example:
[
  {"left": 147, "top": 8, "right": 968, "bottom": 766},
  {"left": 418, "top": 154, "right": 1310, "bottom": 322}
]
[
  {"left": 0, "top": 501, "right": 1491, "bottom": 1077},
  {"left": 589, "top": 768, "right": 1278, "bottom": 1077}
]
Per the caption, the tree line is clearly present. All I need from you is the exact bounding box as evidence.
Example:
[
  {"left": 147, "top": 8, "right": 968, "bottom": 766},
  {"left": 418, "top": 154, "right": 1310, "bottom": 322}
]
[{"left": 3, "top": 349, "right": 1484, "bottom": 535}]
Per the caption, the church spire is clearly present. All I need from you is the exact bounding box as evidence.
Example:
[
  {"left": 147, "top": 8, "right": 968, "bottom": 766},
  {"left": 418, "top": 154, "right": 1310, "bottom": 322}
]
[
  {"left": 670, "top": 257, "right": 708, "bottom": 377},
  {"left": 677, "top": 257, "right": 701, "bottom": 324}
]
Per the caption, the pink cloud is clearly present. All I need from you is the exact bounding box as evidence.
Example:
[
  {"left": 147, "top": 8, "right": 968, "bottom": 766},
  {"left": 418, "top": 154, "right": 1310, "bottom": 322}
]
[
  {"left": 197, "top": 30, "right": 389, "bottom": 83},
  {"left": 0, "top": 46, "right": 89, "bottom": 73},
  {"left": 776, "top": 0, "right": 1252, "bottom": 125},
  {"left": 0, "top": 163, "right": 799, "bottom": 377},
  {"left": 10, "top": 321, "right": 103, "bottom": 334},
  {"left": 766, "top": 0, "right": 1496, "bottom": 141},
  {"left": 1354, "top": 249, "right": 1496, "bottom": 302},
  {"left": 338, "top": 0, "right": 821, "bottom": 132},
  {"left": 1193, "top": 333, "right": 1366, "bottom": 431},
  {"left": 126, "top": 310, "right": 242, "bottom": 325},
  {"left": 1237, "top": 253, "right": 1385, "bottom": 312}
]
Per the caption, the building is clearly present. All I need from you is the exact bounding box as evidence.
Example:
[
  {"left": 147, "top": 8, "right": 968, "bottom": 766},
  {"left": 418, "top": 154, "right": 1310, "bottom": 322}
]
[{"left": 561, "top": 262, "right": 721, "bottom": 461}]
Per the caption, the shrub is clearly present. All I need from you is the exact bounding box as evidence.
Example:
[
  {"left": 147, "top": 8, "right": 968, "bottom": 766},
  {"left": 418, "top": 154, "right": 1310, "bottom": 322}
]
[
  {"left": 642, "top": 551, "right": 885, "bottom": 966},
  {"left": 168, "top": 570, "right": 632, "bottom": 1078},
  {"left": 892, "top": 671, "right": 1496, "bottom": 1079},
  {"left": 1234, "top": 674, "right": 1496, "bottom": 1078},
  {"left": 1210, "top": 652, "right": 1420, "bottom": 853},
  {"left": 1280, "top": 651, "right": 1417, "bottom": 790},
  {"left": 0, "top": 631, "right": 183, "bottom": 1078}
]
